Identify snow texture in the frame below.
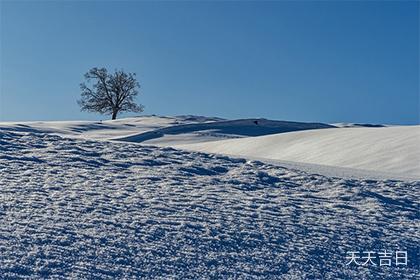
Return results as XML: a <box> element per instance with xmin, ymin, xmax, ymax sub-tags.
<box><xmin>0</xmin><ymin>128</ymin><xmax>419</xmax><ymax>279</ymax></box>
<box><xmin>176</xmin><ymin>126</ymin><xmax>420</xmax><ymax>179</ymax></box>
<box><xmin>117</xmin><ymin>118</ymin><xmax>333</xmax><ymax>145</ymax></box>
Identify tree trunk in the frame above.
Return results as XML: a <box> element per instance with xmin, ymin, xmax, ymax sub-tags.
<box><xmin>111</xmin><ymin>110</ymin><xmax>118</xmax><ymax>120</ymax></box>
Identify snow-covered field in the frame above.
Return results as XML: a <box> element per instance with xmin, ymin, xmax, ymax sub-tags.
<box><xmin>0</xmin><ymin>116</ymin><xmax>419</xmax><ymax>278</ymax></box>
<box><xmin>175</xmin><ymin>125</ymin><xmax>420</xmax><ymax>179</ymax></box>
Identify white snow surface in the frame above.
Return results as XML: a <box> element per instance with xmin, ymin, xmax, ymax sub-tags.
<box><xmin>176</xmin><ymin>126</ymin><xmax>420</xmax><ymax>179</ymax></box>
<box><xmin>0</xmin><ymin>115</ymin><xmax>225</xmax><ymax>141</ymax></box>
<box><xmin>1</xmin><ymin>115</ymin><xmax>418</xmax><ymax>180</ymax></box>
<box><xmin>0</xmin><ymin>116</ymin><xmax>419</xmax><ymax>278</ymax></box>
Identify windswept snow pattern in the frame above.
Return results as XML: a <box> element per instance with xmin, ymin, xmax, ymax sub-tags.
<box><xmin>177</xmin><ymin>125</ymin><xmax>420</xmax><ymax>178</ymax></box>
<box><xmin>0</xmin><ymin>130</ymin><xmax>419</xmax><ymax>279</ymax></box>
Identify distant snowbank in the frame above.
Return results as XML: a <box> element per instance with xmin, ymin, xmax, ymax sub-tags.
<box><xmin>2</xmin><ymin>116</ymin><xmax>416</xmax><ymax>178</ymax></box>
<box><xmin>0</xmin><ymin>116</ymin><xmax>333</xmax><ymax>145</ymax></box>
<box><xmin>0</xmin><ymin>115</ymin><xmax>224</xmax><ymax>140</ymax></box>
<box><xmin>117</xmin><ymin>118</ymin><xmax>334</xmax><ymax>145</ymax></box>
<box><xmin>176</xmin><ymin>126</ymin><xmax>420</xmax><ymax>178</ymax></box>
<box><xmin>332</xmin><ymin>122</ymin><xmax>387</xmax><ymax>128</ymax></box>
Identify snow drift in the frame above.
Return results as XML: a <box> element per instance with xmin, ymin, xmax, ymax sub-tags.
<box><xmin>116</xmin><ymin>118</ymin><xmax>334</xmax><ymax>145</ymax></box>
<box><xmin>176</xmin><ymin>125</ymin><xmax>420</xmax><ymax>178</ymax></box>
<box><xmin>0</xmin><ymin>115</ymin><xmax>224</xmax><ymax>140</ymax></box>
<box><xmin>2</xmin><ymin>116</ymin><xmax>417</xmax><ymax>178</ymax></box>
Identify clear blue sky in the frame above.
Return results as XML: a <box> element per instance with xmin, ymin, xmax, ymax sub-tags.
<box><xmin>1</xmin><ymin>0</ymin><xmax>418</xmax><ymax>124</ymax></box>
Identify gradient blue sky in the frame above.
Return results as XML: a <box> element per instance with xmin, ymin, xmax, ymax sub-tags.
<box><xmin>1</xmin><ymin>0</ymin><xmax>419</xmax><ymax>124</ymax></box>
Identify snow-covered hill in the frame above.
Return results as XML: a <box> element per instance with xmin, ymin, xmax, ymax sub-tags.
<box><xmin>0</xmin><ymin>129</ymin><xmax>418</xmax><ymax>279</ymax></box>
<box><xmin>1</xmin><ymin>116</ymin><xmax>419</xmax><ymax>278</ymax></box>
<box><xmin>2</xmin><ymin>116</ymin><xmax>418</xmax><ymax>179</ymax></box>
<box><xmin>176</xmin><ymin>125</ymin><xmax>420</xmax><ymax>179</ymax></box>
<box><xmin>117</xmin><ymin>118</ymin><xmax>334</xmax><ymax>146</ymax></box>
<box><xmin>0</xmin><ymin>115</ymin><xmax>224</xmax><ymax>140</ymax></box>
<box><xmin>0</xmin><ymin>115</ymin><xmax>331</xmax><ymax>143</ymax></box>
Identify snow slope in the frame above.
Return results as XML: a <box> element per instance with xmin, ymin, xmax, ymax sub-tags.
<box><xmin>332</xmin><ymin>122</ymin><xmax>386</xmax><ymax>128</ymax></box>
<box><xmin>117</xmin><ymin>118</ymin><xmax>334</xmax><ymax>145</ymax></box>
<box><xmin>1</xmin><ymin>116</ymin><xmax>417</xmax><ymax>179</ymax></box>
<box><xmin>0</xmin><ymin>116</ymin><xmax>332</xmax><ymax>145</ymax></box>
<box><xmin>176</xmin><ymin>126</ymin><xmax>420</xmax><ymax>178</ymax></box>
<box><xmin>0</xmin><ymin>115</ymin><xmax>224</xmax><ymax>141</ymax></box>
<box><xmin>0</xmin><ymin>129</ymin><xmax>418</xmax><ymax>278</ymax></box>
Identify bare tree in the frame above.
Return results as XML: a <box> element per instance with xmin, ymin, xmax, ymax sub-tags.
<box><xmin>78</xmin><ymin>67</ymin><xmax>144</xmax><ymax>120</ymax></box>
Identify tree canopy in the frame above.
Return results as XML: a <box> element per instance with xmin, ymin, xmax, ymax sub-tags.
<box><xmin>78</xmin><ymin>67</ymin><xmax>144</xmax><ymax>120</ymax></box>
